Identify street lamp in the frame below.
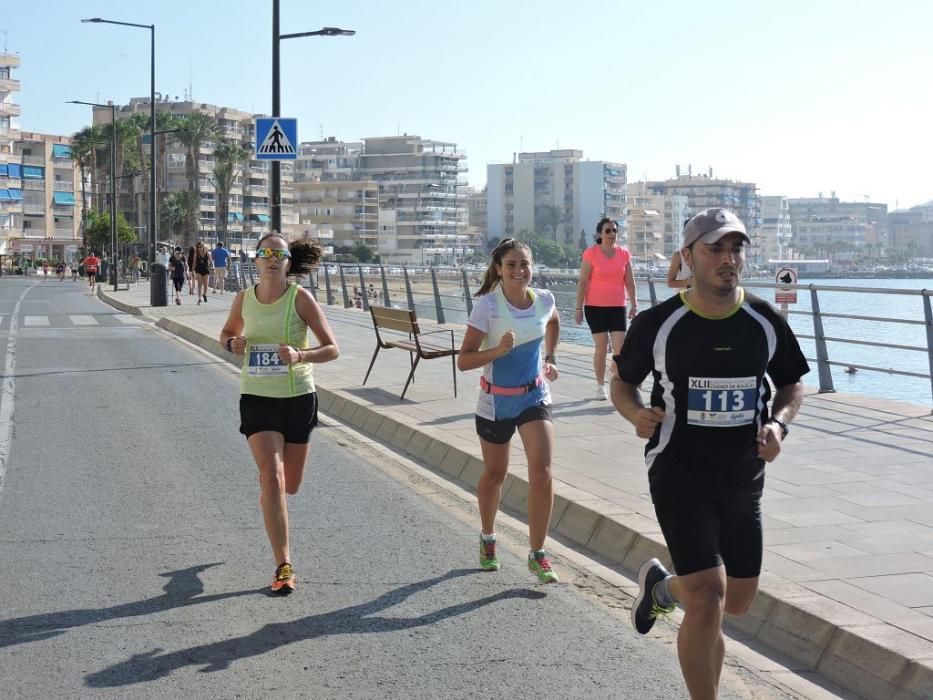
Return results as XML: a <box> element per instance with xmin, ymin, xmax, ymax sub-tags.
<box><xmin>81</xmin><ymin>17</ymin><xmax>161</xmax><ymax>304</ymax></box>
<box><xmin>68</xmin><ymin>100</ymin><xmax>117</xmax><ymax>292</ymax></box>
<box><xmin>272</xmin><ymin>0</ymin><xmax>354</xmax><ymax>234</ymax></box>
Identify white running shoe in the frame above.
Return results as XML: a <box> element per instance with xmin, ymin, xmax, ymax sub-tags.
<box><xmin>596</xmin><ymin>384</ymin><xmax>608</xmax><ymax>400</ymax></box>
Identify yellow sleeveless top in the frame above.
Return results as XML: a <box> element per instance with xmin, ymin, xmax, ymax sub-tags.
<box><xmin>239</xmin><ymin>283</ymin><xmax>315</xmax><ymax>397</ymax></box>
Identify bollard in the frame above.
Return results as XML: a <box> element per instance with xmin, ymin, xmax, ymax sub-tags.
<box><xmin>324</xmin><ymin>266</ymin><xmax>335</xmax><ymax>306</ymax></box>
<box><xmin>809</xmin><ymin>285</ymin><xmax>835</xmax><ymax>393</ymax></box>
<box><xmin>461</xmin><ymin>268</ymin><xmax>473</xmax><ymax>315</ymax></box>
<box><xmin>923</xmin><ymin>291</ymin><xmax>933</xmax><ymax>405</ymax></box>
<box><xmin>647</xmin><ymin>279</ymin><xmax>658</xmax><ymax>307</ymax></box>
<box><xmin>379</xmin><ymin>265</ymin><xmax>391</xmax><ymax>307</ymax></box>
<box><xmin>338</xmin><ymin>265</ymin><xmax>352</xmax><ymax>308</ymax></box>
<box><xmin>403</xmin><ymin>265</ymin><xmax>416</xmax><ymax>311</ymax></box>
<box><xmin>430</xmin><ymin>267</ymin><xmax>445</xmax><ymax>324</ymax></box>
<box><xmin>357</xmin><ymin>265</ymin><xmax>370</xmax><ymax>312</ymax></box>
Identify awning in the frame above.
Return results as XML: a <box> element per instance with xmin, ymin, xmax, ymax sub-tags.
<box><xmin>228</xmin><ymin>212</ymin><xmax>244</xmax><ymax>222</ymax></box>
<box><xmin>0</xmin><ymin>164</ymin><xmax>7</xmax><ymax>177</ymax></box>
<box><xmin>53</xmin><ymin>192</ymin><xmax>76</xmax><ymax>205</ymax></box>
<box><xmin>7</xmin><ymin>164</ymin><xmax>22</xmax><ymax>179</ymax></box>
<box><xmin>22</xmin><ymin>166</ymin><xmax>44</xmax><ymax>179</ymax></box>
<box><xmin>7</xmin><ymin>188</ymin><xmax>23</xmax><ymax>201</ymax></box>
<box><xmin>52</xmin><ymin>144</ymin><xmax>72</xmax><ymax>159</ymax></box>
<box><xmin>0</xmin><ymin>190</ymin><xmax>10</xmax><ymax>202</ymax></box>
<box><xmin>251</xmin><ymin>213</ymin><xmax>270</xmax><ymax>223</ymax></box>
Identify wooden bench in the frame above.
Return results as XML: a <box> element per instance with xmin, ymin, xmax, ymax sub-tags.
<box><xmin>362</xmin><ymin>305</ymin><xmax>459</xmax><ymax>400</ymax></box>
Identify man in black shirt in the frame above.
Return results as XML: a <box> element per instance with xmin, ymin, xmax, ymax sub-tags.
<box><xmin>611</xmin><ymin>208</ymin><xmax>809</xmax><ymax>700</ymax></box>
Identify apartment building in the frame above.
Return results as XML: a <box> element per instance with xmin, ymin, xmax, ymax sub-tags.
<box><xmin>92</xmin><ymin>98</ymin><xmax>297</xmax><ymax>250</ymax></box>
<box><xmin>624</xmin><ymin>182</ymin><xmax>688</xmax><ymax>261</ymax></box>
<box><xmin>0</xmin><ymin>51</ymin><xmax>22</xmax><ymax>260</ymax></box>
<box><xmin>487</xmin><ymin>150</ymin><xmax>626</xmax><ymax>245</ymax></box>
<box><xmin>645</xmin><ymin>168</ymin><xmax>761</xmax><ymax>260</ymax></box>
<box><xmin>760</xmin><ymin>195</ymin><xmax>793</xmax><ymax>261</ymax></box>
<box><xmin>359</xmin><ymin>135</ymin><xmax>471</xmax><ymax>265</ymax></box>
<box><xmin>466</xmin><ymin>187</ymin><xmax>488</xmax><ymax>243</ymax></box>
<box><xmin>293</xmin><ymin>138</ymin><xmax>376</xmax><ymax>250</ymax></box>
<box><xmin>0</xmin><ymin>54</ymin><xmax>84</xmax><ymax>266</ymax></box>
<box><xmin>883</xmin><ymin>207</ymin><xmax>932</xmax><ymax>257</ymax></box>
<box><xmin>788</xmin><ymin>194</ymin><xmax>888</xmax><ymax>253</ymax></box>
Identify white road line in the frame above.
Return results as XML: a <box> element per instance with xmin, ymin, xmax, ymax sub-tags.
<box><xmin>114</xmin><ymin>314</ymin><xmax>146</xmax><ymax>325</ymax></box>
<box><xmin>0</xmin><ymin>283</ymin><xmax>40</xmax><ymax>500</ymax></box>
<box><xmin>23</xmin><ymin>315</ymin><xmax>49</xmax><ymax>327</ymax></box>
<box><xmin>69</xmin><ymin>315</ymin><xmax>99</xmax><ymax>326</ymax></box>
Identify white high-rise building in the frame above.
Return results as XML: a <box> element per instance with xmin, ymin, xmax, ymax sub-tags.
<box><xmin>760</xmin><ymin>196</ymin><xmax>793</xmax><ymax>262</ymax></box>
<box><xmin>624</xmin><ymin>183</ymin><xmax>689</xmax><ymax>263</ymax></box>
<box><xmin>487</xmin><ymin>150</ymin><xmax>626</xmax><ymax>245</ymax></box>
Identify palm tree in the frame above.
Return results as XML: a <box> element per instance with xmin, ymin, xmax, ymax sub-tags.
<box><xmin>155</xmin><ymin>110</ymin><xmax>178</xmax><ymax>197</ymax></box>
<box><xmin>71</xmin><ymin>124</ymin><xmax>107</xmax><ymax>212</ymax></box>
<box><xmin>534</xmin><ymin>204</ymin><xmax>572</xmax><ymax>242</ymax></box>
<box><xmin>175</xmin><ymin>113</ymin><xmax>220</xmax><ymax>247</ymax></box>
<box><xmin>211</xmin><ymin>140</ymin><xmax>248</xmax><ymax>244</ymax></box>
<box><xmin>160</xmin><ymin>190</ymin><xmax>200</xmax><ymax>245</ymax></box>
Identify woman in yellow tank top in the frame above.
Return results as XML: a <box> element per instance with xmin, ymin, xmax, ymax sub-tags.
<box><xmin>220</xmin><ymin>233</ymin><xmax>339</xmax><ymax>594</ymax></box>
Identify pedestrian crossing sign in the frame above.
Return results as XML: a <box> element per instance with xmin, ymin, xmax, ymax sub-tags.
<box><xmin>255</xmin><ymin>117</ymin><xmax>297</xmax><ymax>160</ymax></box>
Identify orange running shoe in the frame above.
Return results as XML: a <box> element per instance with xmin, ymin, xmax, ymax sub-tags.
<box><xmin>271</xmin><ymin>562</ymin><xmax>296</xmax><ymax>595</ymax></box>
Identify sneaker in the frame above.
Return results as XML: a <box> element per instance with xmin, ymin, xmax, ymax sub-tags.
<box><xmin>631</xmin><ymin>558</ymin><xmax>675</xmax><ymax>634</ymax></box>
<box><xmin>528</xmin><ymin>550</ymin><xmax>559</xmax><ymax>583</ymax></box>
<box><xmin>203</xmin><ymin>294</ymin><xmax>208</xmax><ymax>303</ymax></box>
<box><xmin>271</xmin><ymin>562</ymin><xmax>296</xmax><ymax>595</ymax></box>
<box><xmin>596</xmin><ymin>384</ymin><xmax>608</xmax><ymax>400</ymax></box>
<box><xmin>479</xmin><ymin>537</ymin><xmax>500</xmax><ymax>571</ymax></box>
<box><xmin>175</xmin><ymin>298</ymin><xmax>181</xmax><ymax>305</ymax></box>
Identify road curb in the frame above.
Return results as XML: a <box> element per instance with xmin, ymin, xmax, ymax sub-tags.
<box><xmin>98</xmin><ymin>290</ymin><xmax>933</xmax><ymax>700</ymax></box>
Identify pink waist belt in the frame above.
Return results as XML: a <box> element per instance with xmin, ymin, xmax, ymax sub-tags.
<box><xmin>480</xmin><ymin>374</ymin><xmax>544</xmax><ymax>396</ymax></box>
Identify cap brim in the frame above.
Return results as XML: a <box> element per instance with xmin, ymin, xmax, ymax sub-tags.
<box><xmin>697</xmin><ymin>227</ymin><xmax>750</xmax><ymax>245</ymax></box>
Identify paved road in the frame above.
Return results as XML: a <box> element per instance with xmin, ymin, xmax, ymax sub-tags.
<box><xmin>0</xmin><ymin>279</ymin><xmax>832</xmax><ymax>698</ymax></box>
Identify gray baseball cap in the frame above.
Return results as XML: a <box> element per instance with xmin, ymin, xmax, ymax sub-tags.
<box><xmin>682</xmin><ymin>208</ymin><xmax>750</xmax><ymax>249</ymax></box>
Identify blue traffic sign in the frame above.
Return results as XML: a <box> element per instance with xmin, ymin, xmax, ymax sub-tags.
<box><xmin>255</xmin><ymin>117</ymin><xmax>297</xmax><ymax>160</ymax></box>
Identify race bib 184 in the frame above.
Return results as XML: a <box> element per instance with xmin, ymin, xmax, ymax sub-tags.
<box><xmin>687</xmin><ymin>376</ymin><xmax>757</xmax><ymax>426</ymax></box>
<box><xmin>247</xmin><ymin>343</ymin><xmax>288</xmax><ymax>376</ymax></box>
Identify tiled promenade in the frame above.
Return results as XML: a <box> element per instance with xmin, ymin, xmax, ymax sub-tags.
<box><xmin>100</xmin><ymin>284</ymin><xmax>933</xmax><ymax>700</ymax></box>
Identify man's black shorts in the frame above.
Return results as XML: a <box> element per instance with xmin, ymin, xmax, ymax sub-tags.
<box><xmin>239</xmin><ymin>392</ymin><xmax>319</xmax><ymax>444</ymax></box>
<box><xmin>653</xmin><ymin>496</ymin><xmax>762</xmax><ymax>578</ymax></box>
<box><xmin>583</xmin><ymin>305</ymin><xmax>628</xmax><ymax>334</ymax></box>
<box><xmin>475</xmin><ymin>403</ymin><xmax>552</xmax><ymax>445</ymax></box>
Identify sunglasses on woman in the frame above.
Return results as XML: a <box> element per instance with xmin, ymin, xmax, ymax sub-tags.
<box><xmin>256</xmin><ymin>248</ymin><xmax>291</xmax><ymax>260</ymax></box>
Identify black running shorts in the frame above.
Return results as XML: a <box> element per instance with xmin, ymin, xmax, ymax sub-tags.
<box><xmin>653</xmin><ymin>496</ymin><xmax>763</xmax><ymax>578</ymax></box>
<box><xmin>583</xmin><ymin>305</ymin><xmax>628</xmax><ymax>334</ymax></box>
<box><xmin>475</xmin><ymin>402</ymin><xmax>552</xmax><ymax>445</ymax></box>
<box><xmin>239</xmin><ymin>392</ymin><xmax>319</xmax><ymax>444</ymax></box>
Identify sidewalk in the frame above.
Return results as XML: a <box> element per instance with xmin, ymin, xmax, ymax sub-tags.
<box><xmin>101</xmin><ymin>284</ymin><xmax>933</xmax><ymax>700</ymax></box>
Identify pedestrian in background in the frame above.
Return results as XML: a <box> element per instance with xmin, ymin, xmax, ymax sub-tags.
<box><xmin>574</xmin><ymin>217</ymin><xmax>637</xmax><ymax>400</ymax></box>
<box><xmin>193</xmin><ymin>241</ymin><xmax>213</xmax><ymax>305</ymax></box>
<box><xmin>169</xmin><ymin>247</ymin><xmax>188</xmax><ymax>305</ymax></box>
<box><xmin>211</xmin><ymin>241</ymin><xmax>229</xmax><ymax>295</ymax></box>
<box><xmin>457</xmin><ymin>238</ymin><xmax>561</xmax><ymax>583</ymax></box>
<box><xmin>219</xmin><ymin>233</ymin><xmax>339</xmax><ymax>595</ymax></box>
<box><xmin>187</xmin><ymin>245</ymin><xmax>197</xmax><ymax>296</ymax></box>
<box><xmin>129</xmin><ymin>254</ymin><xmax>142</xmax><ymax>287</ymax></box>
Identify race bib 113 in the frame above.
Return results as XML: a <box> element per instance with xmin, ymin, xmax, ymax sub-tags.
<box><xmin>687</xmin><ymin>376</ymin><xmax>757</xmax><ymax>427</ymax></box>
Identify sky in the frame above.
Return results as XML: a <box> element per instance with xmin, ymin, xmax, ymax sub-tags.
<box><xmin>4</xmin><ymin>0</ymin><xmax>932</xmax><ymax>209</ymax></box>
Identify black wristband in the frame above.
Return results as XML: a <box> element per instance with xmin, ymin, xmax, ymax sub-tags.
<box><xmin>767</xmin><ymin>417</ymin><xmax>789</xmax><ymax>439</ymax></box>
<box><xmin>225</xmin><ymin>337</ymin><xmax>234</xmax><ymax>353</ymax></box>
<box><xmin>544</xmin><ymin>354</ymin><xmax>557</xmax><ymax>365</ymax></box>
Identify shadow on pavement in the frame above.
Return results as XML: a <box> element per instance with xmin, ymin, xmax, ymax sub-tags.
<box><xmin>0</xmin><ymin>563</ymin><xmax>257</xmax><ymax>650</ymax></box>
<box><xmin>84</xmin><ymin>568</ymin><xmax>546</xmax><ymax>687</ymax></box>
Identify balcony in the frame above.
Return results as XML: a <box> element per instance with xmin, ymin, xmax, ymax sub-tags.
<box><xmin>23</xmin><ymin>204</ymin><xmax>45</xmax><ymax>215</ymax></box>
<box><xmin>20</xmin><ymin>155</ymin><xmax>44</xmax><ymax>166</ymax></box>
<box><xmin>53</xmin><ymin>181</ymin><xmax>74</xmax><ymax>192</ymax></box>
<box><xmin>0</xmin><ymin>76</ymin><xmax>19</xmax><ymax>92</ymax></box>
<box><xmin>0</xmin><ymin>101</ymin><xmax>21</xmax><ymax>117</ymax></box>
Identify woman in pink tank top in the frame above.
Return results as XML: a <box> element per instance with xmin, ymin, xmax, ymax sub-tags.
<box><xmin>573</xmin><ymin>218</ymin><xmax>637</xmax><ymax>399</ymax></box>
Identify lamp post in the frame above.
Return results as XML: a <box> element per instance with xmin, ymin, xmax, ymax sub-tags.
<box><xmin>81</xmin><ymin>17</ymin><xmax>161</xmax><ymax>304</ymax></box>
<box><xmin>68</xmin><ymin>100</ymin><xmax>117</xmax><ymax>292</ymax></box>
<box><xmin>272</xmin><ymin>0</ymin><xmax>354</xmax><ymax>235</ymax></box>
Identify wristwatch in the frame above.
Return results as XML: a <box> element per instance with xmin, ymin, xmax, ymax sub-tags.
<box><xmin>766</xmin><ymin>417</ymin><xmax>788</xmax><ymax>440</ymax></box>
<box><xmin>544</xmin><ymin>354</ymin><xmax>557</xmax><ymax>365</ymax></box>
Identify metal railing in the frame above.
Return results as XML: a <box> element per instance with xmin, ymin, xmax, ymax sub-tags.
<box><xmin>300</xmin><ymin>263</ymin><xmax>933</xmax><ymax>404</ymax></box>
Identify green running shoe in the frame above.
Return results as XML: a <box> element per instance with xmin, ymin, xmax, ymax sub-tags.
<box><xmin>479</xmin><ymin>537</ymin><xmax>500</xmax><ymax>571</ymax></box>
<box><xmin>528</xmin><ymin>550</ymin><xmax>559</xmax><ymax>583</ymax></box>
